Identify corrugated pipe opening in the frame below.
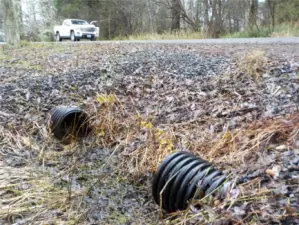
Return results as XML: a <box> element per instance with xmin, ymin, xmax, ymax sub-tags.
<box><xmin>152</xmin><ymin>151</ymin><xmax>232</xmax><ymax>213</ymax></box>
<box><xmin>50</xmin><ymin>106</ymin><xmax>90</xmax><ymax>143</ymax></box>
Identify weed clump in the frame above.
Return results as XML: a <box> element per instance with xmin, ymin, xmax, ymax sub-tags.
<box><xmin>235</xmin><ymin>50</ymin><xmax>267</xmax><ymax>81</ymax></box>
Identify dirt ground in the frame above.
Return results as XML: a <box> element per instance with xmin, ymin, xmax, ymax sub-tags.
<box><xmin>0</xmin><ymin>43</ymin><xmax>298</xmax><ymax>225</ymax></box>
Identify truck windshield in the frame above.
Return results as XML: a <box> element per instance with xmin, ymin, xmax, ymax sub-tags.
<box><xmin>71</xmin><ymin>20</ymin><xmax>88</xmax><ymax>25</ymax></box>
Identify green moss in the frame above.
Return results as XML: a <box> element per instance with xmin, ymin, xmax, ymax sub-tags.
<box><xmin>15</xmin><ymin>60</ymin><xmax>43</xmax><ymax>71</ymax></box>
<box><xmin>108</xmin><ymin>211</ymin><xmax>130</xmax><ymax>223</ymax></box>
<box><xmin>20</xmin><ymin>40</ymin><xmax>32</xmax><ymax>47</ymax></box>
<box><xmin>67</xmin><ymin>219</ymin><xmax>77</xmax><ymax>225</ymax></box>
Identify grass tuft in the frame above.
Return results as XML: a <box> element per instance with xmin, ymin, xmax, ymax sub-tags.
<box><xmin>235</xmin><ymin>50</ymin><xmax>267</xmax><ymax>81</ymax></box>
<box><xmin>90</xmin><ymin>94</ymin><xmax>175</xmax><ymax>174</ymax></box>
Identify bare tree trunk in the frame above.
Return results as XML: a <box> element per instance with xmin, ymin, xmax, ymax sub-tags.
<box><xmin>228</xmin><ymin>11</ymin><xmax>232</xmax><ymax>33</ymax></box>
<box><xmin>2</xmin><ymin>0</ymin><xmax>21</xmax><ymax>47</ymax></box>
<box><xmin>108</xmin><ymin>10</ymin><xmax>111</xmax><ymax>39</ymax></box>
<box><xmin>216</xmin><ymin>0</ymin><xmax>222</xmax><ymax>36</ymax></box>
<box><xmin>15</xmin><ymin>0</ymin><xmax>23</xmax><ymax>37</ymax></box>
<box><xmin>248</xmin><ymin>0</ymin><xmax>258</xmax><ymax>31</ymax></box>
<box><xmin>146</xmin><ymin>0</ymin><xmax>154</xmax><ymax>33</ymax></box>
<box><xmin>234</xmin><ymin>17</ymin><xmax>240</xmax><ymax>32</ymax></box>
<box><xmin>171</xmin><ymin>0</ymin><xmax>181</xmax><ymax>31</ymax></box>
<box><xmin>203</xmin><ymin>0</ymin><xmax>209</xmax><ymax>34</ymax></box>
<box><xmin>206</xmin><ymin>0</ymin><xmax>222</xmax><ymax>38</ymax></box>
<box><xmin>266</xmin><ymin>0</ymin><xmax>277</xmax><ymax>31</ymax></box>
<box><xmin>209</xmin><ymin>0</ymin><xmax>217</xmax><ymax>37</ymax></box>
<box><xmin>195</xmin><ymin>0</ymin><xmax>200</xmax><ymax>25</ymax></box>
<box><xmin>0</xmin><ymin>6</ymin><xmax>3</xmax><ymax>35</ymax></box>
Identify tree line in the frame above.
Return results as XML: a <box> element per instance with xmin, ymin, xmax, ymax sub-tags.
<box><xmin>1</xmin><ymin>0</ymin><xmax>299</xmax><ymax>46</ymax></box>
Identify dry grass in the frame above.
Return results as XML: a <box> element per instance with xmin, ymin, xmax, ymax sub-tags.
<box><xmin>162</xmin><ymin>112</ymin><xmax>299</xmax><ymax>167</ymax></box>
<box><xmin>88</xmin><ymin>94</ymin><xmax>175</xmax><ymax>174</ymax></box>
<box><xmin>270</xmin><ymin>23</ymin><xmax>299</xmax><ymax>37</ymax></box>
<box><xmin>166</xmin><ymin>180</ymin><xmax>275</xmax><ymax>224</ymax></box>
<box><xmin>89</xmin><ymin>96</ymin><xmax>299</xmax><ymax>224</ymax></box>
<box><xmin>204</xmin><ymin>113</ymin><xmax>297</xmax><ymax>160</ymax></box>
<box><xmin>1</xmin><ymin>92</ymin><xmax>298</xmax><ymax>224</ymax></box>
<box><xmin>0</xmin><ymin>93</ymin><xmax>168</xmax><ymax>223</ymax></box>
<box><xmin>88</xmin><ymin>92</ymin><xmax>299</xmax><ymax>176</ymax></box>
<box><xmin>114</xmin><ymin>31</ymin><xmax>205</xmax><ymax>41</ymax></box>
<box><xmin>0</xmin><ymin>164</ymin><xmax>85</xmax><ymax>224</ymax></box>
<box><xmin>235</xmin><ymin>50</ymin><xmax>268</xmax><ymax>81</ymax></box>
<box><xmin>0</xmin><ymin>126</ymin><xmax>88</xmax><ymax>224</ymax></box>
<box><xmin>222</xmin><ymin>23</ymin><xmax>299</xmax><ymax>38</ymax></box>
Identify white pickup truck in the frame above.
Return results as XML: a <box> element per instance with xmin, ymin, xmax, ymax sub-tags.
<box><xmin>54</xmin><ymin>19</ymin><xmax>99</xmax><ymax>41</ymax></box>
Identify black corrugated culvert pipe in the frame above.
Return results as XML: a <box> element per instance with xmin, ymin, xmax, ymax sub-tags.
<box><xmin>50</xmin><ymin>106</ymin><xmax>90</xmax><ymax>143</ymax></box>
<box><xmin>152</xmin><ymin>151</ymin><xmax>232</xmax><ymax>213</ymax></box>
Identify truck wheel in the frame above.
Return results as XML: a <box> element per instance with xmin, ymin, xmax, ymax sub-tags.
<box><xmin>56</xmin><ymin>33</ymin><xmax>62</xmax><ymax>42</ymax></box>
<box><xmin>91</xmin><ymin>36</ymin><xmax>96</xmax><ymax>41</ymax></box>
<box><xmin>71</xmin><ymin>31</ymin><xmax>76</xmax><ymax>41</ymax></box>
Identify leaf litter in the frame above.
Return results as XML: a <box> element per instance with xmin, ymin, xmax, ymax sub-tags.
<box><xmin>0</xmin><ymin>43</ymin><xmax>299</xmax><ymax>224</ymax></box>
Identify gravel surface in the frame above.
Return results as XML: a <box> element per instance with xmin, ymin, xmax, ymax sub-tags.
<box><xmin>2</xmin><ymin>37</ymin><xmax>299</xmax><ymax>45</ymax></box>
<box><xmin>0</xmin><ymin>43</ymin><xmax>298</xmax><ymax>224</ymax></box>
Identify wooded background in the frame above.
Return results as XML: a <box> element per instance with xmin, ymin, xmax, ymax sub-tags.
<box><xmin>1</xmin><ymin>0</ymin><xmax>299</xmax><ymax>42</ymax></box>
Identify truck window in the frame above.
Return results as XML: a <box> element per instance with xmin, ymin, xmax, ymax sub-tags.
<box><xmin>71</xmin><ymin>20</ymin><xmax>89</xmax><ymax>25</ymax></box>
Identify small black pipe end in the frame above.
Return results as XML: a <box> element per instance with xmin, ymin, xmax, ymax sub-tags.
<box><xmin>50</xmin><ymin>106</ymin><xmax>90</xmax><ymax>143</ymax></box>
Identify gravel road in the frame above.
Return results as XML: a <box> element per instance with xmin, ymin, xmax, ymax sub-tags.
<box><xmin>1</xmin><ymin>37</ymin><xmax>299</xmax><ymax>45</ymax></box>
